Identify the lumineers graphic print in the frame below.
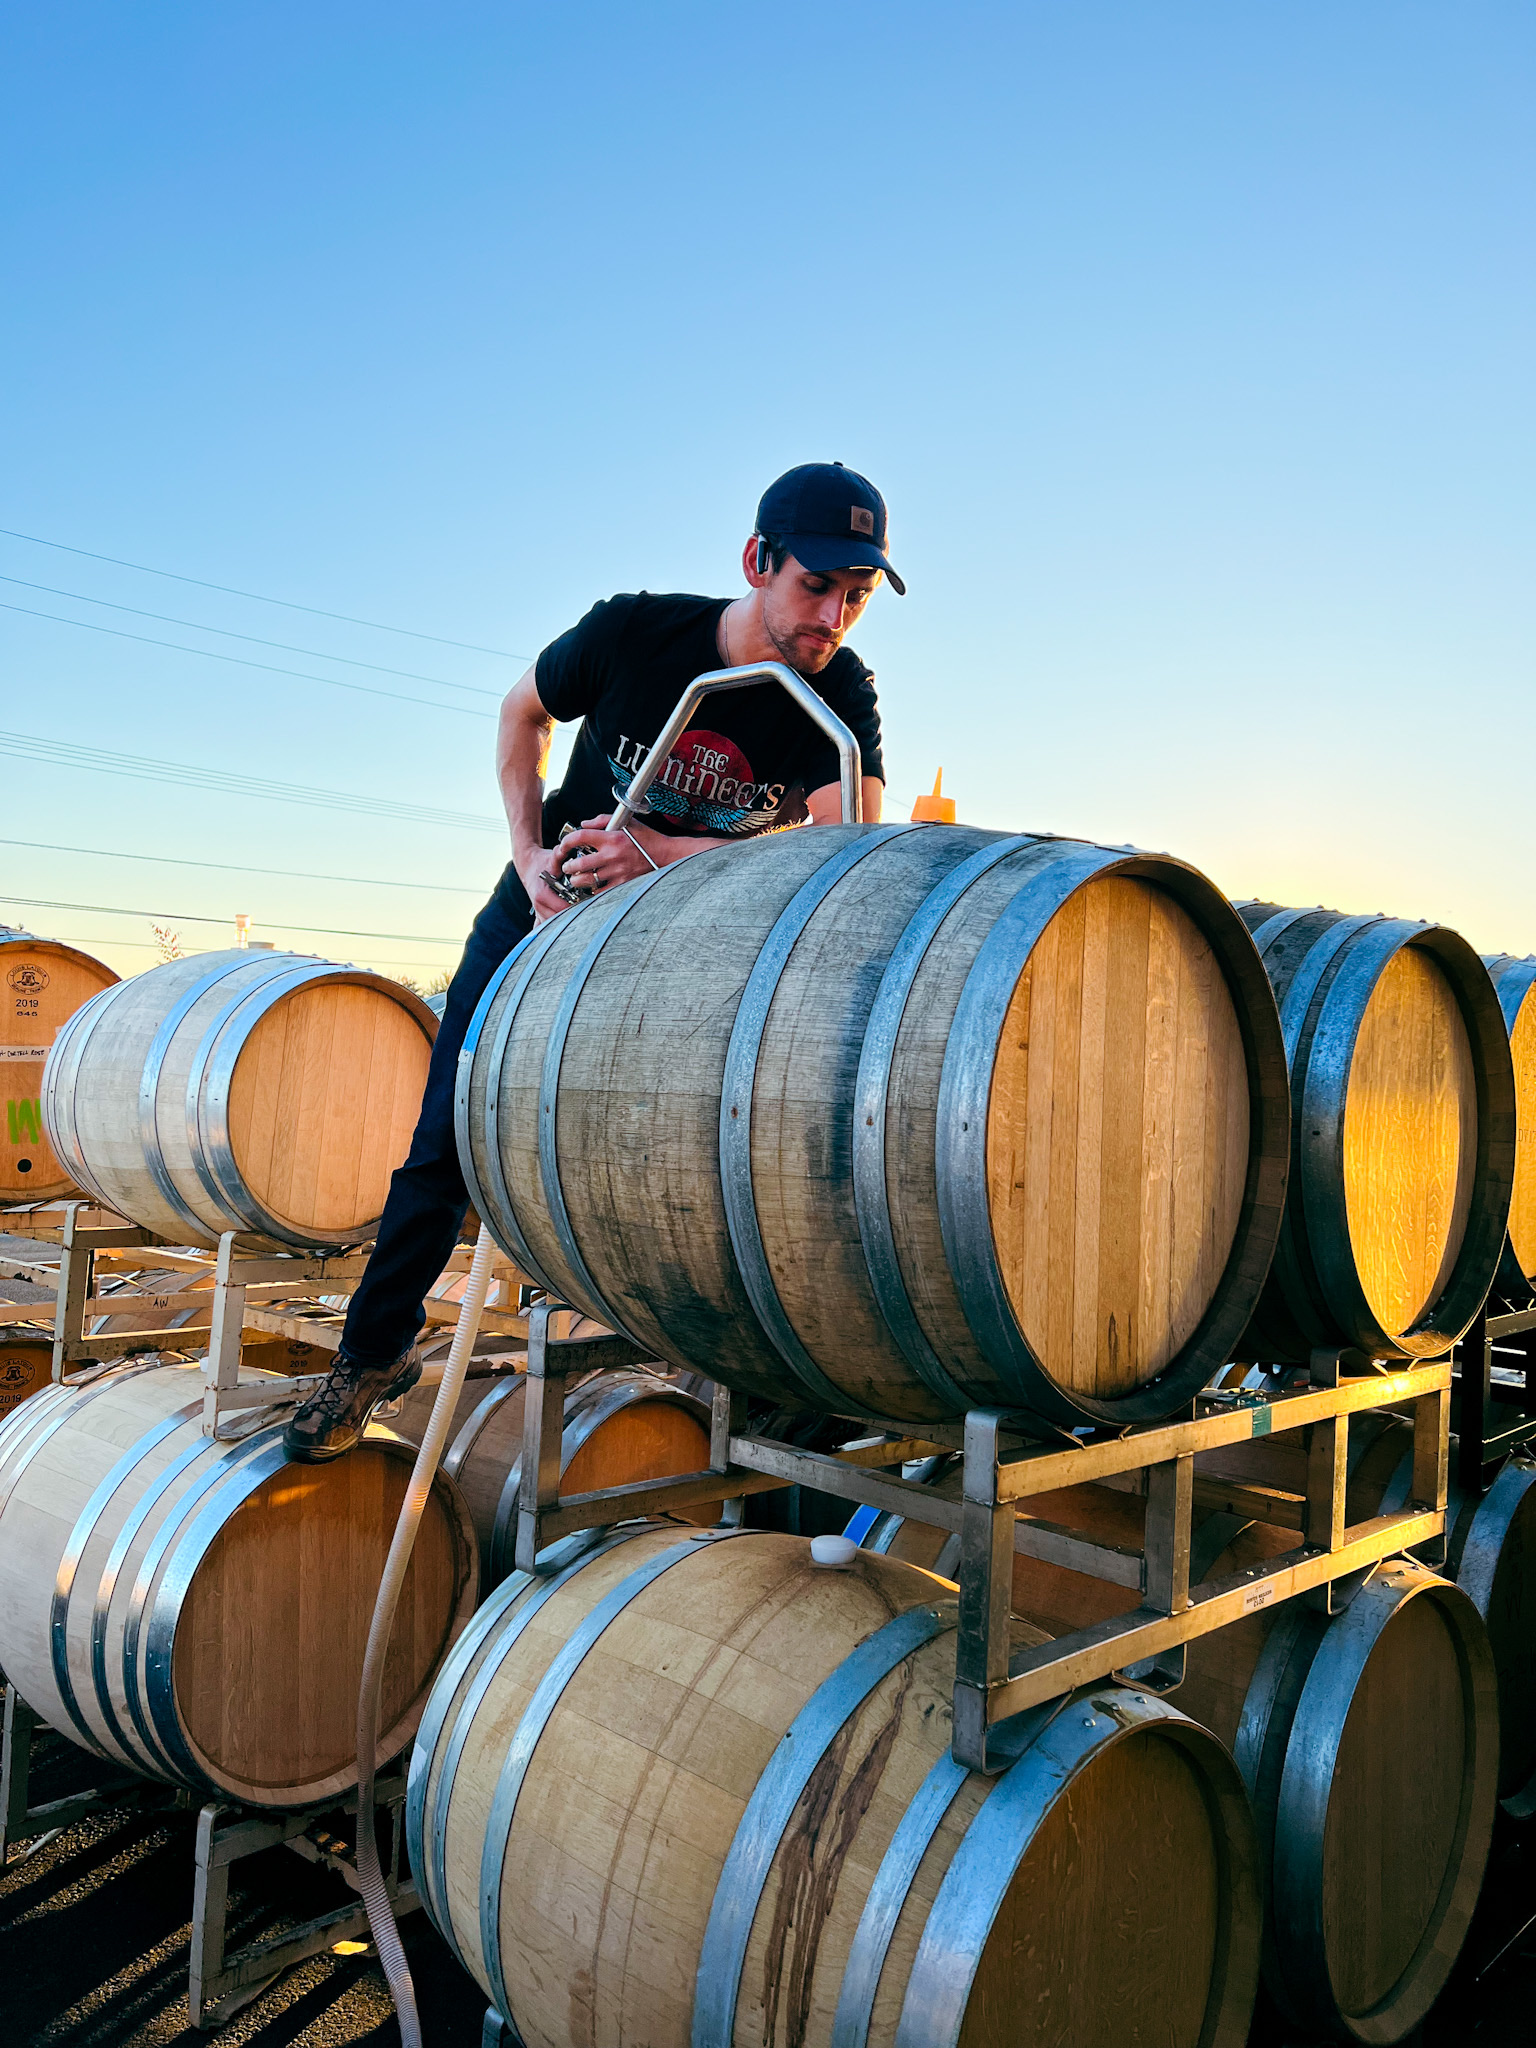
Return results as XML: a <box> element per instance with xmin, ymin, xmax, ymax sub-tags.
<box><xmin>607</xmin><ymin>728</ymin><xmax>793</xmax><ymax>836</ymax></box>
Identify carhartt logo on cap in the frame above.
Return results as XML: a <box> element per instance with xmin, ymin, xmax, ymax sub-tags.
<box><xmin>850</xmin><ymin>506</ymin><xmax>875</xmax><ymax>536</ymax></box>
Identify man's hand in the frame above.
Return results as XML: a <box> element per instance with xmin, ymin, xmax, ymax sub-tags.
<box><xmin>514</xmin><ymin>840</ymin><xmax>577</xmax><ymax>923</ymax></box>
<box><xmin>550</xmin><ymin>814</ymin><xmax>667</xmax><ymax>897</ymax></box>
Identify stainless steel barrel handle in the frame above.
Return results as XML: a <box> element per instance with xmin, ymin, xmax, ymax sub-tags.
<box><xmin>608</xmin><ymin>661</ymin><xmax>863</xmax><ymax>831</ymax></box>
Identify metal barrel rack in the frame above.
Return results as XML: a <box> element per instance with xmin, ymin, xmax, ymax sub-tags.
<box><xmin>0</xmin><ymin>1675</ymin><xmax>417</xmax><ymax>2029</ymax></box>
<box><xmin>511</xmin><ymin>1306</ymin><xmax>1450</xmax><ymax>1772</ymax></box>
<box><xmin>1</xmin><ymin>1199</ymin><xmax>530</xmax><ymax>1435</ymax></box>
<box><xmin>1454</xmin><ymin>1293</ymin><xmax>1536</xmax><ymax>1494</ymax></box>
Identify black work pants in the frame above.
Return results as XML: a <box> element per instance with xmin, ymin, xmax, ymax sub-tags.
<box><xmin>340</xmin><ymin>870</ymin><xmax>534</xmax><ymax>1367</ymax></box>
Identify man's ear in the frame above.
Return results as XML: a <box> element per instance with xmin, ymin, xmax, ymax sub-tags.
<box><xmin>742</xmin><ymin>534</ymin><xmax>771</xmax><ymax>589</ymax></box>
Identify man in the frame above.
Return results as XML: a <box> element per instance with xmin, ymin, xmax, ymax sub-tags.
<box><xmin>284</xmin><ymin>460</ymin><xmax>902</xmax><ymax>1460</ymax></box>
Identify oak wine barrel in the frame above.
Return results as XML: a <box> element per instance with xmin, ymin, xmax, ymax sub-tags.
<box><xmin>0</xmin><ymin>1331</ymin><xmax>52</xmax><ymax>1420</ymax></box>
<box><xmin>1234</xmin><ymin>903</ymin><xmax>1515</xmax><ymax>1360</ymax></box>
<box><xmin>43</xmin><ymin>948</ymin><xmax>437</xmax><ymax>1251</ymax></box>
<box><xmin>386</xmin><ymin>1365</ymin><xmax>717</xmax><ymax>1584</ymax></box>
<box><xmin>406</xmin><ymin>1524</ymin><xmax>1261</xmax><ymax>2048</ymax></box>
<box><xmin>855</xmin><ymin>1469</ymin><xmax>1496</xmax><ymax>2043</ymax></box>
<box><xmin>1484</xmin><ymin>954</ymin><xmax>1536</xmax><ymax>1300</ymax></box>
<box><xmin>1198</xmin><ymin>1412</ymin><xmax>1536</xmax><ymax>1814</ymax></box>
<box><xmin>0</xmin><ymin>1359</ymin><xmax>478</xmax><ymax>1806</ymax></box>
<box><xmin>458</xmin><ymin>824</ymin><xmax>1289</xmax><ymax>1431</ymax></box>
<box><xmin>1</xmin><ymin>928</ymin><xmax>119</xmax><ymax>1202</ymax></box>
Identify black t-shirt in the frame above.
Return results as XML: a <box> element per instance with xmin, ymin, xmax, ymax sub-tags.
<box><xmin>533</xmin><ymin>592</ymin><xmax>884</xmax><ymax>845</ymax></box>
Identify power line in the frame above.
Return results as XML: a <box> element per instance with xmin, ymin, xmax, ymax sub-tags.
<box><xmin>0</xmin><ymin>575</ymin><xmax>507</xmax><ymax>695</ymax></box>
<box><xmin>0</xmin><ymin>732</ymin><xmax>504</xmax><ymax>832</ymax></box>
<box><xmin>0</xmin><ymin>602</ymin><xmax>495</xmax><ymax>719</ymax></box>
<box><xmin>0</xmin><ymin>836</ymin><xmax>488</xmax><ymax>894</ymax></box>
<box><xmin>0</xmin><ymin>893</ymin><xmax>460</xmax><ymax>945</ymax></box>
<box><xmin>24</xmin><ymin>931</ymin><xmax>454</xmax><ymax>973</ymax></box>
<box><xmin>0</xmin><ymin>527</ymin><xmax>528</xmax><ymax>659</ymax></box>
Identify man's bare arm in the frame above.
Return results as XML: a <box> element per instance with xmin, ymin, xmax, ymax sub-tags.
<box><xmin>806</xmin><ymin>776</ymin><xmax>885</xmax><ymax>825</ymax></box>
<box><xmin>496</xmin><ymin>667</ymin><xmax>571</xmax><ymax>922</ymax></box>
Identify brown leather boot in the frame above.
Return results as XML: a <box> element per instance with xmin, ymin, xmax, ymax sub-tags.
<box><xmin>282</xmin><ymin>1352</ymin><xmax>421</xmax><ymax>1463</ymax></box>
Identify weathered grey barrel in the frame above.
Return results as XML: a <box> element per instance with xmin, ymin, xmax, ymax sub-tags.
<box><xmin>386</xmin><ymin>1365</ymin><xmax>716</xmax><ymax>1585</ymax></box>
<box><xmin>2</xmin><ymin>928</ymin><xmax>119</xmax><ymax>1202</ymax></box>
<box><xmin>406</xmin><ymin>1524</ymin><xmax>1261</xmax><ymax>2048</ymax></box>
<box><xmin>1484</xmin><ymin>954</ymin><xmax>1536</xmax><ymax>1300</ymax></box>
<box><xmin>0</xmin><ymin>1360</ymin><xmax>478</xmax><ymax>1807</ymax></box>
<box><xmin>44</xmin><ymin>948</ymin><xmax>437</xmax><ymax>1251</ymax></box>
<box><xmin>854</xmin><ymin>1474</ymin><xmax>1497</xmax><ymax>2044</ymax></box>
<box><xmin>458</xmin><ymin>824</ymin><xmax>1289</xmax><ymax>1430</ymax></box>
<box><xmin>1233</xmin><ymin>903</ymin><xmax>1515</xmax><ymax>1361</ymax></box>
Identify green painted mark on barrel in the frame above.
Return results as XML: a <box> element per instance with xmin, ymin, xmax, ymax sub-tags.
<box><xmin>7</xmin><ymin>1099</ymin><xmax>41</xmax><ymax>1146</ymax></box>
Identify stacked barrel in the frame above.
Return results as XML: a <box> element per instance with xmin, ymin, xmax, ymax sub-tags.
<box><xmin>5</xmin><ymin>842</ymin><xmax>1533</xmax><ymax>2046</ymax></box>
<box><xmin>2</xmin><ymin>928</ymin><xmax>118</xmax><ymax>1202</ymax></box>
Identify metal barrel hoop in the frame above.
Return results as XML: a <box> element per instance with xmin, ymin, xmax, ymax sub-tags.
<box><xmin>452</xmin><ymin>927</ymin><xmax>543</xmax><ymax>1275</ymax></box>
<box><xmin>1484</xmin><ymin>954</ymin><xmax>1536</xmax><ymax>1299</ymax></box>
<box><xmin>41</xmin><ymin>981</ymin><xmax>123</xmax><ymax>1206</ymax></box>
<box><xmin>442</xmin><ymin>1375</ymin><xmax>521</xmax><ymax>1487</ymax></box>
<box><xmin>1254</xmin><ymin>912</ymin><xmax>1379</xmax><ymax>1355</ymax></box>
<box><xmin>89</xmin><ymin>1429</ymin><xmax>239</xmax><ymax>1771</ymax></box>
<box><xmin>937</xmin><ymin>844</ymin><xmax>1157</xmax><ymax>1426</ymax></box>
<box><xmin>1267</xmin><ymin>1564</ymin><xmax>1498</xmax><ymax>2039</ymax></box>
<box><xmin>412</xmin><ymin>1526</ymin><xmax>652</xmax><ymax>1959</ymax></box>
<box><xmin>892</xmin><ymin>1685</ymin><xmax>1260</xmax><ymax>2048</ymax></box>
<box><xmin>117</xmin><ymin>1425</ymin><xmax>284</xmax><ymax>1781</ymax></box>
<box><xmin>537</xmin><ymin>865</ymin><xmax>678</xmax><ymax>1332</ymax></box>
<box><xmin>851</xmin><ymin>835</ymin><xmax>1042</xmax><ymax>1412</ymax></box>
<box><xmin>1300</xmin><ymin>922</ymin><xmax>1515</xmax><ymax>1357</ymax></box>
<box><xmin>138</xmin><ymin>955</ymin><xmax>287</xmax><ymax>1243</ymax></box>
<box><xmin>47</xmin><ymin>1399</ymin><xmax>204</xmax><ymax>1759</ymax></box>
<box><xmin>692</xmin><ymin>1597</ymin><xmax>955</xmax><ymax>2048</ymax></box>
<box><xmin>461</xmin><ymin>914</ymin><xmax>580</xmax><ymax>1298</ymax></box>
<box><xmin>192</xmin><ymin>963</ymin><xmax>403</xmax><ymax>1249</ymax></box>
<box><xmin>484</xmin><ymin>1533</ymin><xmax>751</xmax><ymax>2029</ymax></box>
<box><xmin>718</xmin><ymin>825</ymin><xmax>922</xmax><ymax>1417</ymax></box>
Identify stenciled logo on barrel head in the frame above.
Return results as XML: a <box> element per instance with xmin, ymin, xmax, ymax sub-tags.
<box><xmin>6</xmin><ymin>962</ymin><xmax>49</xmax><ymax>994</ymax></box>
<box><xmin>0</xmin><ymin>1362</ymin><xmax>30</xmax><ymax>1391</ymax></box>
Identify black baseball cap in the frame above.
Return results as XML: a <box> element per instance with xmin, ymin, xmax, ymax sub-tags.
<box><xmin>755</xmin><ymin>461</ymin><xmax>906</xmax><ymax>595</ymax></box>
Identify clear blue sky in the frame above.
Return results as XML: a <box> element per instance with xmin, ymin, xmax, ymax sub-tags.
<box><xmin>5</xmin><ymin>3</ymin><xmax>1532</xmax><ymax>984</ymax></box>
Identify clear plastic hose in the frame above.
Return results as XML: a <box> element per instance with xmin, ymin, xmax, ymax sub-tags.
<box><xmin>354</xmin><ymin>1223</ymin><xmax>497</xmax><ymax>2048</ymax></box>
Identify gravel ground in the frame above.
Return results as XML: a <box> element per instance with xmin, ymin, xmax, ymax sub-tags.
<box><xmin>2</xmin><ymin>1730</ymin><xmax>1533</xmax><ymax>2048</ymax></box>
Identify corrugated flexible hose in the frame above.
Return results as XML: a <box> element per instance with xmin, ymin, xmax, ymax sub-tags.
<box><xmin>354</xmin><ymin>1222</ymin><xmax>498</xmax><ymax>2048</ymax></box>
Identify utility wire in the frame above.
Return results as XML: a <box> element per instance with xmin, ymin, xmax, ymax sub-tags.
<box><xmin>0</xmin><ymin>733</ymin><xmax>504</xmax><ymax>832</ymax></box>
<box><xmin>25</xmin><ymin>931</ymin><xmax>454</xmax><ymax>972</ymax></box>
<box><xmin>0</xmin><ymin>602</ymin><xmax>495</xmax><ymax>719</ymax></box>
<box><xmin>0</xmin><ymin>576</ymin><xmax>506</xmax><ymax>694</ymax></box>
<box><xmin>0</xmin><ymin>893</ymin><xmax>459</xmax><ymax>945</ymax></box>
<box><xmin>0</xmin><ymin>836</ymin><xmax>488</xmax><ymax>894</ymax></box>
<box><xmin>0</xmin><ymin>527</ymin><xmax>528</xmax><ymax>659</ymax></box>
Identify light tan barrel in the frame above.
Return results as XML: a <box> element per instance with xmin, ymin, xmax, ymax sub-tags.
<box><xmin>1484</xmin><ymin>954</ymin><xmax>1536</xmax><ymax>1299</ymax></box>
<box><xmin>1234</xmin><ymin>904</ymin><xmax>1515</xmax><ymax>1360</ymax></box>
<box><xmin>406</xmin><ymin>1525</ymin><xmax>1261</xmax><ymax>2048</ymax></box>
<box><xmin>0</xmin><ymin>1331</ymin><xmax>52</xmax><ymax>1420</ymax></box>
<box><xmin>387</xmin><ymin>1366</ymin><xmax>717</xmax><ymax>1585</ymax></box>
<box><xmin>858</xmin><ymin>1471</ymin><xmax>1497</xmax><ymax>2043</ymax></box>
<box><xmin>43</xmin><ymin>948</ymin><xmax>436</xmax><ymax>1251</ymax></box>
<box><xmin>459</xmin><ymin>823</ymin><xmax>1289</xmax><ymax>1431</ymax></box>
<box><xmin>2</xmin><ymin>929</ymin><xmax>119</xmax><ymax>1202</ymax></box>
<box><xmin>0</xmin><ymin>1360</ymin><xmax>477</xmax><ymax>1806</ymax></box>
